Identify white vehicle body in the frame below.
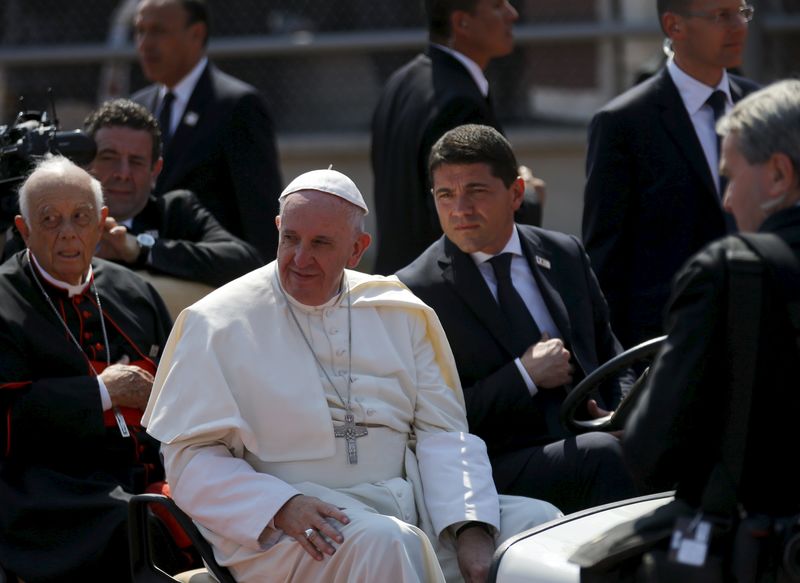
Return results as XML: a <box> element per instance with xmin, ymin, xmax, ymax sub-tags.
<box><xmin>491</xmin><ymin>492</ymin><xmax>674</xmax><ymax>583</ymax></box>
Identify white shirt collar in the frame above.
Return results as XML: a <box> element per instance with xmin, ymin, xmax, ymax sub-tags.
<box><xmin>470</xmin><ymin>226</ymin><xmax>522</xmax><ymax>266</ymax></box>
<box><xmin>431</xmin><ymin>43</ymin><xmax>490</xmax><ymax>97</ymax></box>
<box><xmin>158</xmin><ymin>56</ymin><xmax>208</xmax><ymax>103</ymax></box>
<box><xmin>28</xmin><ymin>249</ymin><xmax>93</xmax><ymax>297</ymax></box>
<box><xmin>276</xmin><ymin>269</ymin><xmax>347</xmax><ymax>312</ymax></box>
<box><xmin>667</xmin><ymin>57</ymin><xmax>732</xmax><ymax>115</ymax></box>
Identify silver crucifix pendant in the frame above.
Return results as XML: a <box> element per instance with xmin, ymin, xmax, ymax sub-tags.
<box><xmin>334</xmin><ymin>412</ymin><xmax>368</xmax><ymax>464</ymax></box>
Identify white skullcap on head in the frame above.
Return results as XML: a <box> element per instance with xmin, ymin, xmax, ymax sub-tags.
<box><xmin>279</xmin><ymin>168</ymin><xmax>369</xmax><ymax>215</ymax></box>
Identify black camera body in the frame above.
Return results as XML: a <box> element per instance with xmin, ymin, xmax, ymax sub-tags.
<box><xmin>0</xmin><ymin>109</ymin><xmax>96</xmax><ymax>231</ymax></box>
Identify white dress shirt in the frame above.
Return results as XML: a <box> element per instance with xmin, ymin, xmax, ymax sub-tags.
<box><xmin>470</xmin><ymin>227</ymin><xmax>560</xmax><ymax>396</ymax></box>
<box><xmin>157</xmin><ymin>56</ymin><xmax>208</xmax><ymax>137</ymax></box>
<box><xmin>667</xmin><ymin>58</ymin><xmax>732</xmax><ymax>194</ymax></box>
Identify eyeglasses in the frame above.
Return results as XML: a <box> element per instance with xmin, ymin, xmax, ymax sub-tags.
<box><xmin>680</xmin><ymin>4</ymin><xmax>755</xmax><ymax>26</ymax></box>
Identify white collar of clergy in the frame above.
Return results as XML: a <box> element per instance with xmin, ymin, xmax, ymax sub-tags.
<box><xmin>278</xmin><ymin>273</ymin><xmax>348</xmax><ymax>314</ymax></box>
<box><xmin>28</xmin><ymin>249</ymin><xmax>93</xmax><ymax>298</ymax></box>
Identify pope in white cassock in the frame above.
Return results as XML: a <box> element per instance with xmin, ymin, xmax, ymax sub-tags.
<box><xmin>142</xmin><ymin>168</ymin><xmax>561</xmax><ymax>582</ymax></box>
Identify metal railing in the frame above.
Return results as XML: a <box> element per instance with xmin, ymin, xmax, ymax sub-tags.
<box><xmin>1</xmin><ymin>11</ymin><xmax>797</xmax><ymax>129</ymax></box>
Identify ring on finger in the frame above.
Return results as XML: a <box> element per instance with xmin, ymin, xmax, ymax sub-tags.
<box><xmin>304</xmin><ymin>527</ymin><xmax>315</xmax><ymax>540</ymax></box>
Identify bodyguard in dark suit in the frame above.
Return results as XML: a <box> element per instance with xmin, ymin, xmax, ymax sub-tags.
<box><xmin>582</xmin><ymin>0</ymin><xmax>759</xmax><ymax>348</ymax></box>
<box><xmin>625</xmin><ymin>80</ymin><xmax>800</xmax><ymax>517</ymax></box>
<box><xmin>84</xmin><ymin>99</ymin><xmax>262</xmax><ymax>287</ymax></box>
<box><xmin>132</xmin><ymin>0</ymin><xmax>282</xmax><ymax>261</ymax></box>
<box><xmin>398</xmin><ymin>125</ymin><xmax>636</xmax><ymax>514</ymax></box>
<box><xmin>371</xmin><ymin>0</ymin><xmax>542</xmax><ymax>275</ymax></box>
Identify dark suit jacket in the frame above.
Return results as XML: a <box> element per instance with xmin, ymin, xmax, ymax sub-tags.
<box><xmin>582</xmin><ymin>68</ymin><xmax>760</xmax><ymax>348</ymax></box>
<box><xmin>397</xmin><ymin>225</ymin><xmax>631</xmax><ymax>486</ymax></box>
<box><xmin>130</xmin><ymin>190</ymin><xmax>262</xmax><ymax>287</ymax></box>
<box><xmin>625</xmin><ymin>207</ymin><xmax>800</xmax><ymax>516</ymax></box>
<box><xmin>371</xmin><ymin>46</ymin><xmax>539</xmax><ymax>275</ymax></box>
<box><xmin>132</xmin><ymin>63</ymin><xmax>282</xmax><ymax>261</ymax></box>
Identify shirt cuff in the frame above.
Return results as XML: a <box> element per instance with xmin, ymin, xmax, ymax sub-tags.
<box><xmin>97</xmin><ymin>376</ymin><xmax>112</xmax><ymax>411</ymax></box>
<box><xmin>514</xmin><ymin>358</ymin><xmax>538</xmax><ymax>396</ymax></box>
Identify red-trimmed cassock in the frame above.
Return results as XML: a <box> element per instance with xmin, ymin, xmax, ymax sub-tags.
<box><xmin>0</xmin><ymin>250</ymin><xmax>172</xmax><ymax>581</ymax></box>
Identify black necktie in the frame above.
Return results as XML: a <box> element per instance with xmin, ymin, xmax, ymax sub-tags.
<box><xmin>488</xmin><ymin>253</ymin><xmax>541</xmax><ymax>355</ymax></box>
<box><xmin>707</xmin><ymin>90</ymin><xmax>728</xmax><ymax>197</ymax></box>
<box><xmin>158</xmin><ymin>91</ymin><xmax>176</xmax><ymax>150</ymax></box>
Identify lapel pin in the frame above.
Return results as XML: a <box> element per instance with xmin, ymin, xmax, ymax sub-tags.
<box><xmin>183</xmin><ymin>111</ymin><xmax>199</xmax><ymax>126</ymax></box>
<box><xmin>535</xmin><ymin>256</ymin><xmax>551</xmax><ymax>270</ymax></box>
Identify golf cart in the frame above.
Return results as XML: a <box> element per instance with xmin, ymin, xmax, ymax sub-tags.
<box><xmin>126</xmin><ymin>336</ymin><xmax>667</xmax><ymax>583</ymax></box>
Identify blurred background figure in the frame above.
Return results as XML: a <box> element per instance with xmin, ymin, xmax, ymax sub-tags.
<box><xmin>84</xmin><ymin>98</ymin><xmax>263</xmax><ymax>287</ymax></box>
<box><xmin>131</xmin><ymin>0</ymin><xmax>282</xmax><ymax>261</ymax></box>
<box><xmin>1</xmin><ymin>1</ymin><xmax>798</xmax><ymax>275</ymax></box>
<box><xmin>581</xmin><ymin>0</ymin><xmax>759</xmax><ymax>348</ymax></box>
<box><xmin>371</xmin><ymin>0</ymin><xmax>545</xmax><ymax>275</ymax></box>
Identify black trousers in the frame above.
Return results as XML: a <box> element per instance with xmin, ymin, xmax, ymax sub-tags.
<box><xmin>493</xmin><ymin>432</ymin><xmax>638</xmax><ymax>515</ymax></box>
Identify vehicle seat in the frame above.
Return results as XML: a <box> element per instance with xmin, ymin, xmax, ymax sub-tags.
<box><xmin>129</xmin><ymin>493</ymin><xmax>236</xmax><ymax>583</ymax></box>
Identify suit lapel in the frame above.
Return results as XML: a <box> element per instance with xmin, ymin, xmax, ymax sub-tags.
<box><xmin>518</xmin><ymin>231</ymin><xmax>572</xmax><ymax>346</ymax></box>
<box><xmin>729</xmin><ymin>77</ymin><xmax>746</xmax><ymax>103</ymax></box>
<box><xmin>429</xmin><ymin>46</ymin><xmax>502</xmax><ymax>133</ymax></box>
<box><xmin>656</xmin><ymin>69</ymin><xmax>718</xmax><ymax>198</ymax></box>
<box><xmin>440</xmin><ymin>238</ymin><xmax>519</xmax><ymax>356</ymax></box>
<box><xmin>143</xmin><ymin>87</ymin><xmax>160</xmax><ymax>112</ymax></box>
<box><xmin>130</xmin><ymin>196</ymin><xmax>161</xmax><ymax>236</ymax></box>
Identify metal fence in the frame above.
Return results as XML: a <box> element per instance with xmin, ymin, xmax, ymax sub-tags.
<box><xmin>1</xmin><ymin>0</ymin><xmax>799</xmax><ymax>134</ymax></box>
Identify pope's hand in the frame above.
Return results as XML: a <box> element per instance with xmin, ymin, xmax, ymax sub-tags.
<box><xmin>100</xmin><ymin>363</ymin><xmax>154</xmax><ymax>411</ymax></box>
<box><xmin>274</xmin><ymin>494</ymin><xmax>350</xmax><ymax>561</ymax></box>
<box><xmin>456</xmin><ymin>525</ymin><xmax>495</xmax><ymax>583</ymax></box>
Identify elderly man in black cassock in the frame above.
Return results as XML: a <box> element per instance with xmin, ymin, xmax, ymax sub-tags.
<box><xmin>0</xmin><ymin>156</ymin><xmax>173</xmax><ymax>581</ymax></box>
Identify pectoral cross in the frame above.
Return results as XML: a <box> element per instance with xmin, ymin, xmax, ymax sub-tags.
<box><xmin>334</xmin><ymin>412</ymin><xmax>368</xmax><ymax>464</ymax></box>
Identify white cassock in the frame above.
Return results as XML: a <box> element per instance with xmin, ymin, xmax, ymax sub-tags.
<box><xmin>143</xmin><ymin>262</ymin><xmax>560</xmax><ymax>582</ymax></box>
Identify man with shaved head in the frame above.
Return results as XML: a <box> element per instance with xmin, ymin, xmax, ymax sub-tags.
<box><xmin>0</xmin><ymin>157</ymin><xmax>173</xmax><ymax>581</ymax></box>
<box><xmin>144</xmin><ymin>168</ymin><xmax>560</xmax><ymax>582</ymax></box>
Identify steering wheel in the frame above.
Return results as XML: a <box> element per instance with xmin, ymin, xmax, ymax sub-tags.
<box><xmin>559</xmin><ymin>336</ymin><xmax>667</xmax><ymax>434</ymax></box>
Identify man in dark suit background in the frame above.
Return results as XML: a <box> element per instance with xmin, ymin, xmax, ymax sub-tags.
<box><xmin>398</xmin><ymin>124</ymin><xmax>636</xmax><ymax>514</ymax></box>
<box><xmin>371</xmin><ymin>0</ymin><xmax>543</xmax><ymax>275</ymax></box>
<box><xmin>85</xmin><ymin>99</ymin><xmax>263</xmax><ymax>287</ymax></box>
<box><xmin>132</xmin><ymin>0</ymin><xmax>282</xmax><ymax>261</ymax></box>
<box><xmin>582</xmin><ymin>0</ymin><xmax>760</xmax><ymax>348</ymax></box>
<box><xmin>1</xmin><ymin>99</ymin><xmax>264</xmax><ymax>290</ymax></box>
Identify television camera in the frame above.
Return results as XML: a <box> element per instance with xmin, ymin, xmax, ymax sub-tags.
<box><xmin>0</xmin><ymin>105</ymin><xmax>96</xmax><ymax>232</ymax></box>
